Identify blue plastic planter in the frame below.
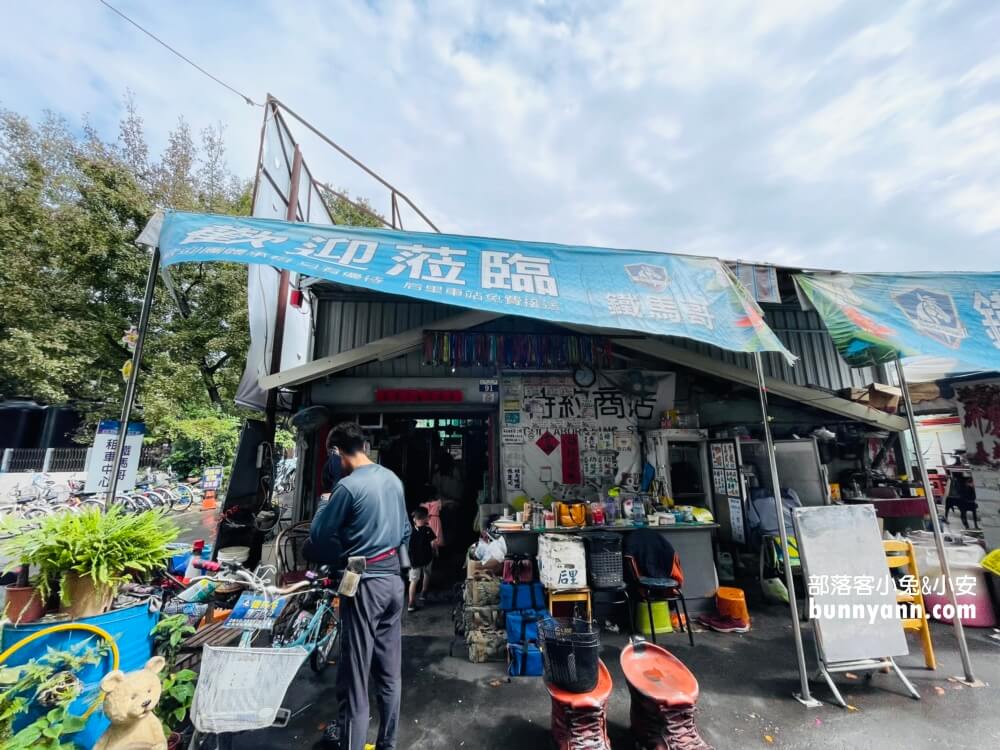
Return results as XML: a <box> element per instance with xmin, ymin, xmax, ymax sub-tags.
<box><xmin>1</xmin><ymin>601</ymin><xmax>160</xmax><ymax>749</ymax></box>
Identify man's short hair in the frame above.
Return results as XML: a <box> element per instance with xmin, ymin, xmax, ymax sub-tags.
<box><xmin>327</xmin><ymin>422</ymin><xmax>366</xmax><ymax>456</ymax></box>
<box><xmin>412</xmin><ymin>507</ymin><xmax>429</xmax><ymax>521</ymax></box>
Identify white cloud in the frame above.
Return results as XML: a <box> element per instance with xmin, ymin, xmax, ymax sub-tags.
<box><xmin>1</xmin><ymin>0</ymin><xmax>999</xmax><ymax>271</ymax></box>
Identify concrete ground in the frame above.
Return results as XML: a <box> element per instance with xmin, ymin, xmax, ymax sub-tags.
<box><xmin>228</xmin><ymin>590</ymin><xmax>999</xmax><ymax>750</ymax></box>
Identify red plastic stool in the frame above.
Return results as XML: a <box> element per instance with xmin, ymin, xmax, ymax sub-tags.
<box><xmin>545</xmin><ymin>659</ymin><xmax>613</xmax><ymax>750</ymax></box>
<box><xmin>620</xmin><ymin>641</ymin><xmax>713</xmax><ymax>750</ymax></box>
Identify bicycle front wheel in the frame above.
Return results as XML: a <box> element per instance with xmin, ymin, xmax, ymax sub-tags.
<box><xmin>309</xmin><ymin>606</ymin><xmax>340</xmax><ymax>674</ymax></box>
<box><xmin>172</xmin><ymin>484</ymin><xmax>195</xmax><ymax>511</ymax></box>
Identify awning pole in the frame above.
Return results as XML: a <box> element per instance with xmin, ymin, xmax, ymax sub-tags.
<box><xmin>753</xmin><ymin>352</ymin><xmax>820</xmax><ymax>707</ymax></box>
<box><xmin>894</xmin><ymin>358</ymin><xmax>978</xmax><ymax>684</ymax></box>
<box><xmin>106</xmin><ymin>244</ymin><xmax>160</xmax><ymax>505</ymax></box>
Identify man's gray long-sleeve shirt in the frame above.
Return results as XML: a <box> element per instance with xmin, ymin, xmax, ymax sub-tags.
<box><xmin>309</xmin><ymin>463</ymin><xmax>411</xmax><ymax>577</ymax></box>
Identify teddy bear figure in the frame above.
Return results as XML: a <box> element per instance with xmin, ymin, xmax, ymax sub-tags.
<box><xmin>93</xmin><ymin>655</ymin><xmax>168</xmax><ymax>750</ymax></box>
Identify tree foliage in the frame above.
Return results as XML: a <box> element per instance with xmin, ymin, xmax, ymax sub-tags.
<box><xmin>0</xmin><ymin>94</ymin><xmax>250</xmax><ymax>440</ymax></box>
<box><xmin>0</xmin><ymin>95</ymin><xmax>387</xmax><ymax>457</ymax></box>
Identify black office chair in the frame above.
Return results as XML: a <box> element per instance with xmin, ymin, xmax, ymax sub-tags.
<box><xmin>623</xmin><ymin>550</ymin><xmax>694</xmax><ymax>647</ymax></box>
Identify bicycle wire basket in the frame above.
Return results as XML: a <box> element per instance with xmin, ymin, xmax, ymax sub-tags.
<box><xmin>190</xmin><ymin>645</ymin><xmax>309</xmax><ymax>733</ymax></box>
<box><xmin>539</xmin><ymin>617</ymin><xmax>601</xmax><ymax>693</ymax></box>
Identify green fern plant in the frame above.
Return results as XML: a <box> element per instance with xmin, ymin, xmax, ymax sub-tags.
<box><xmin>0</xmin><ymin>507</ymin><xmax>178</xmax><ymax>605</ymax></box>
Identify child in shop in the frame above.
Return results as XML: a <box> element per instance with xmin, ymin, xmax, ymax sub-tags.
<box><xmin>407</xmin><ymin>506</ymin><xmax>436</xmax><ymax>612</ymax></box>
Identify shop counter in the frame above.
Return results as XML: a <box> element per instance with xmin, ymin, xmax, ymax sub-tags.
<box><xmin>497</xmin><ymin>524</ymin><xmax>719</xmax><ymax>613</ymax></box>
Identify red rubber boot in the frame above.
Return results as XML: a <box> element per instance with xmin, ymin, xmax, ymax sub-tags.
<box><xmin>547</xmin><ymin>660</ymin><xmax>613</xmax><ymax>750</ymax></box>
<box><xmin>620</xmin><ymin>642</ymin><xmax>713</xmax><ymax>750</ymax></box>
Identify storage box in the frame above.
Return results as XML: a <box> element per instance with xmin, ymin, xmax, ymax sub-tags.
<box><xmin>538</xmin><ymin>534</ymin><xmax>587</xmax><ymax>590</ymax></box>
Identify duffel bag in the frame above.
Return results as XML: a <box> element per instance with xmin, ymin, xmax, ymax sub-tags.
<box><xmin>499</xmin><ymin>581</ymin><xmax>545</xmax><ymax>611</ymax></box>
<box><xmin>467</xmin><ymin>628</ymin><xmax>507</xmax><ymax>663</ymax></box>
<box><xmin>505</xmin><ymin>609</ymin><xmax>549</xmax><ymax>644</ymax></box>
<box><xmin>507</xmin><ymin>642</ymin><xmax>544</xmax><ymax>677</ymax></box>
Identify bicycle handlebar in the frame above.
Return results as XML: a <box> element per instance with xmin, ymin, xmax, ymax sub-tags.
<box><xmin>185</xmin><ymin>569</ymin><xmax>319</xmax><ymax>598</ymax></box>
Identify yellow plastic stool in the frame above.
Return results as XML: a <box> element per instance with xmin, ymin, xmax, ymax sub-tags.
<box><xmin>634</xmin><ymin>600</ymin><xmax>674</xmax><ymax>637</ymax></box>
<box><xmin>548</xmin><ymin>588</ymin><xmax>592</xmax><ymax>621</ymax></box>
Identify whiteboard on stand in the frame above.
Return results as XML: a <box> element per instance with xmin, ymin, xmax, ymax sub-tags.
<box><xmin>792</xmin><ymin>504</ymin><xmax>908</xmax><ymax>664</ymax></box>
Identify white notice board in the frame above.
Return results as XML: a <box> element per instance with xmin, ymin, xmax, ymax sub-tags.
<box><xmin>792</xmin><ymin>504</ymin><xmax>907</xmax><ymax>665</ymax></box>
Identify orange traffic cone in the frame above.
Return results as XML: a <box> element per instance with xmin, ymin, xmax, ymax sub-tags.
<box><xmin>201</xmin><ymin>489</ymin><xmax>217</xmax><ymax>510</ymax></box>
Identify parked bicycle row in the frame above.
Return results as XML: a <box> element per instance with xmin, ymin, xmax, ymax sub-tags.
<box><xmin>1</xmin><ymin>472</ymin><xmax>204</xmax><ymax>531</ymax></box>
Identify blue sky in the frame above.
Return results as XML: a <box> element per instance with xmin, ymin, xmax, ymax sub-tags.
<box><xmin>3</xmin><ymin>0</ymin><xmax>1000</xmax><ymax>271</ymax></box>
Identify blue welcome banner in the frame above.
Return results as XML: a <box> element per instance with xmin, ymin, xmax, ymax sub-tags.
<box><xmin>156</xmin><ymin>210</ymin><xmax>794</xmax><ymax>362</ymax></box>
<box><xmin>796</xmin><ymin>272</ymin><xmax>1000</xmax><ymax>373</ymax></box>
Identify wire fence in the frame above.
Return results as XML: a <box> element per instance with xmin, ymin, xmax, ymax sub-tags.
<box><xmin>1</xmin><ymin>445</ymin><xmax>162</xmax><ymax>473</ymax></box>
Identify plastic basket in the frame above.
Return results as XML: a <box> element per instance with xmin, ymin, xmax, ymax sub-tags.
<box><xmin>585</xmin><ymin>533</ymin><xmax>623</xmax><ymax>589</ymax></box>
<box><xmin>540</xmin><ymin>617</ymin><xmax>601</xmax><ymax>693</ymax></box>
<box><xmin>191</xmin><ymin>645</ymin><xmax>308</xmax><ymax>733</ymax></box>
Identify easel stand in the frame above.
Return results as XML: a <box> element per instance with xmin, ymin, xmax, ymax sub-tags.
<box><xmin>812</xmin><ymin>643</ymin><xmax>920</xmax><ymax>708</ymax></box>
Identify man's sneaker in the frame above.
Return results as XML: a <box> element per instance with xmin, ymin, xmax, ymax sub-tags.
<box><xmin>407</xmin><ymin>604</ymin><xmax>417</xmax><ymax>613</ymax></box>
<box><xmin>417</xmin><ymin>595</ymin><xmax>426</xmax><ymax>606</ymax></box>
<box><xmin>695</xmin><ymin>614</ymin><xmax>749</xmax><ymax>633</ymax></box>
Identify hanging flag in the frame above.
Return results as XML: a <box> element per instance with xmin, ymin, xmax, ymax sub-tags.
<box><xmin>149</xmin><ymin>210</ymin><xmax>796</xmax><ymax>363</ymax></box>
<box><xmin>795</xmin><ymin>272</ymin><xmax>1000</xmax><ymax>373</ymax></box>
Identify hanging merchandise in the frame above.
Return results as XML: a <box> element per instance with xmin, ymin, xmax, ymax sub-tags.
<box><xmin>561</xmin><ymin>434</ymin><xmax>581</xmax><ymax>485</ymax></box>
<box><xmin>423</xmin><ymin>331</ymin><xmax>612</xmax><ymax>370</ymax></box>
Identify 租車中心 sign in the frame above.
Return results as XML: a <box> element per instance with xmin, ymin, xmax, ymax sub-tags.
<box><xmin>84</xmin><ymin>420</ymin><xmax>145</xmax><ymax>494</ymax></box>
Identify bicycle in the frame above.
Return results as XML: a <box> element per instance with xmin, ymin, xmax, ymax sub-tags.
<box><xmin>185</xmin><ymin>561</ymin><xmax>341</xmax><ymax>749</ymax></box>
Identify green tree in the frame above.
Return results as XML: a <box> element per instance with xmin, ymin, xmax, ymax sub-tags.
<box><xmin>0</xmin><ymin>97</ymin><xmax>250</xmax><ymax>441</ymax></box>
<box><xmin>0</xmin><ymin>95</ymin><xmax>386</xmax><ymax>462</ymax></box>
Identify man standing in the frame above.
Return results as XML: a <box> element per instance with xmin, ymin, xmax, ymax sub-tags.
<box><xmin>310</xmin><ymin>422</ymin><xmax>410</xmax><ymax>750</ymax></box>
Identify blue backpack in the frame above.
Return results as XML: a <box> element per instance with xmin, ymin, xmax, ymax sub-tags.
<box><xmin>499</xmin><ymin>582</ymin><xmax>545</xmax><ymax>611</ymax></box>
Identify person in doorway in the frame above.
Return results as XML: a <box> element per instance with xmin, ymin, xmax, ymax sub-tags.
<box><xmin>407</xmin><ymin>507</ymin><xmax>436</xmax><ymax>612</ymax></box>
<box><xmin>310</xmin><ymin>422</ymin><xmax>410</xmax><ymax>750</ymax></box>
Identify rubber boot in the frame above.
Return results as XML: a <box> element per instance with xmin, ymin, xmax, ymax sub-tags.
<box><xmin>629</xmin><ymin>690</ymin><xmax>713</xmax><ymax>750</ymax></box>
<box><xmin>551</xmin><ymin>699</ymin><xmax>611</xmax><ymax>750</ymax></box>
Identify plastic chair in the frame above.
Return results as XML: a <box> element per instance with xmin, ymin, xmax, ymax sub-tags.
<box><xmin>624</xmin><ymin>554</ymin><xmax>693</xmax><ymax>647</ymax></box>
<box><xmin>884</xmin><ymin>539</ymin><xmax>936</xmax><ymax>669</ymax></box>
<box><xmin>274</xmin><ymin>521</ymin><xmax>313</xmax><ymax>585</ymax></box>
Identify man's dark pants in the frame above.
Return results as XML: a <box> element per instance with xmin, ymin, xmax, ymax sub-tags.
<box><xmin>337</xmin><ymin>575</ymin><xmax>404</xmax><ymax>750</ymax></box>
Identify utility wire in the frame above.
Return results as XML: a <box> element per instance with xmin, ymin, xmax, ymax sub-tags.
<box><xmin>96</xmin><ymin>0</ymin><xmax>262</xmax><ymax>107</ymax></box>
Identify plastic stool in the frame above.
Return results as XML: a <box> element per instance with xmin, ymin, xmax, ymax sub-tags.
<box><xmin>548</xmin><ymin>588</ymin><xmax>592</xmax><ymax>622</ymax></box>
<box><xmin>546</xmin><ymin>659</ymin><xmax>612</xmax><ymax>750</ymax></box>
<box><xmin>620</xmin><ymin>641</ymin><xmax>713</xmax><ymax>749</ymax></box>
<box><xmin>716</xmin><ymin>586</ymin><xmax>750</xmax><ymax>624</ymax></box>
<box><xmin>634</xmin><ymin>599</ymin><xmax>673</xmax><ymax>637</ymax></box>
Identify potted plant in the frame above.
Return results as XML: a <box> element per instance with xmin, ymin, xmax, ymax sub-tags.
<box><xmin>3</xmin><ymin>566</ymin><xmax>45</xmax><ymax>625</ymax></box>
<box><xmin>0</xmin><ymin>507</ymin><xmax>178</xmax><ymax>619</ymax></box>
<box><xmin>152</xmin><ymin>614</ymin><xmax>198</xmax><ymax>747</ymax></box>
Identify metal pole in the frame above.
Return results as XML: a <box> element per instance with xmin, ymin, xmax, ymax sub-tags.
<box><xmin>263</xmin><ymin>145</ymin><xmax>303</xmax><ymax>435</ymax></box>
<box><xmin>894</xmin><ymin>358</ymin><xmax>978</xmax><ymax>684</ymax></box>
<box><xmin>106</xmin><ymin>245</ymin><xmax>160</xmax><ymax>504</ymax></box>
<box><xmin>754</xmin><ymin>352</ymin><xmax>820</xmax><ymax>706</ymax></box>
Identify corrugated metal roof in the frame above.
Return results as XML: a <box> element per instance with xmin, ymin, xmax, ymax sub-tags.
<box><xmin>312</xmin><ymin>298</ymin><xmax>878</xmax><ymax>391</ymax></box>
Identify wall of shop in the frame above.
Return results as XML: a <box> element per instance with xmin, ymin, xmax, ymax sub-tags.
<box><xmin>313</xmin><ymin>294</ymin><xmax>881</xmax><ymax>392</ymax></box>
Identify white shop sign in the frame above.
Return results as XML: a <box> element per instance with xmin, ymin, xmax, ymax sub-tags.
<box><xmin>84</xmin><ymin>420</ymin><xmax>145</xmax><ymax>494</ymax></box>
